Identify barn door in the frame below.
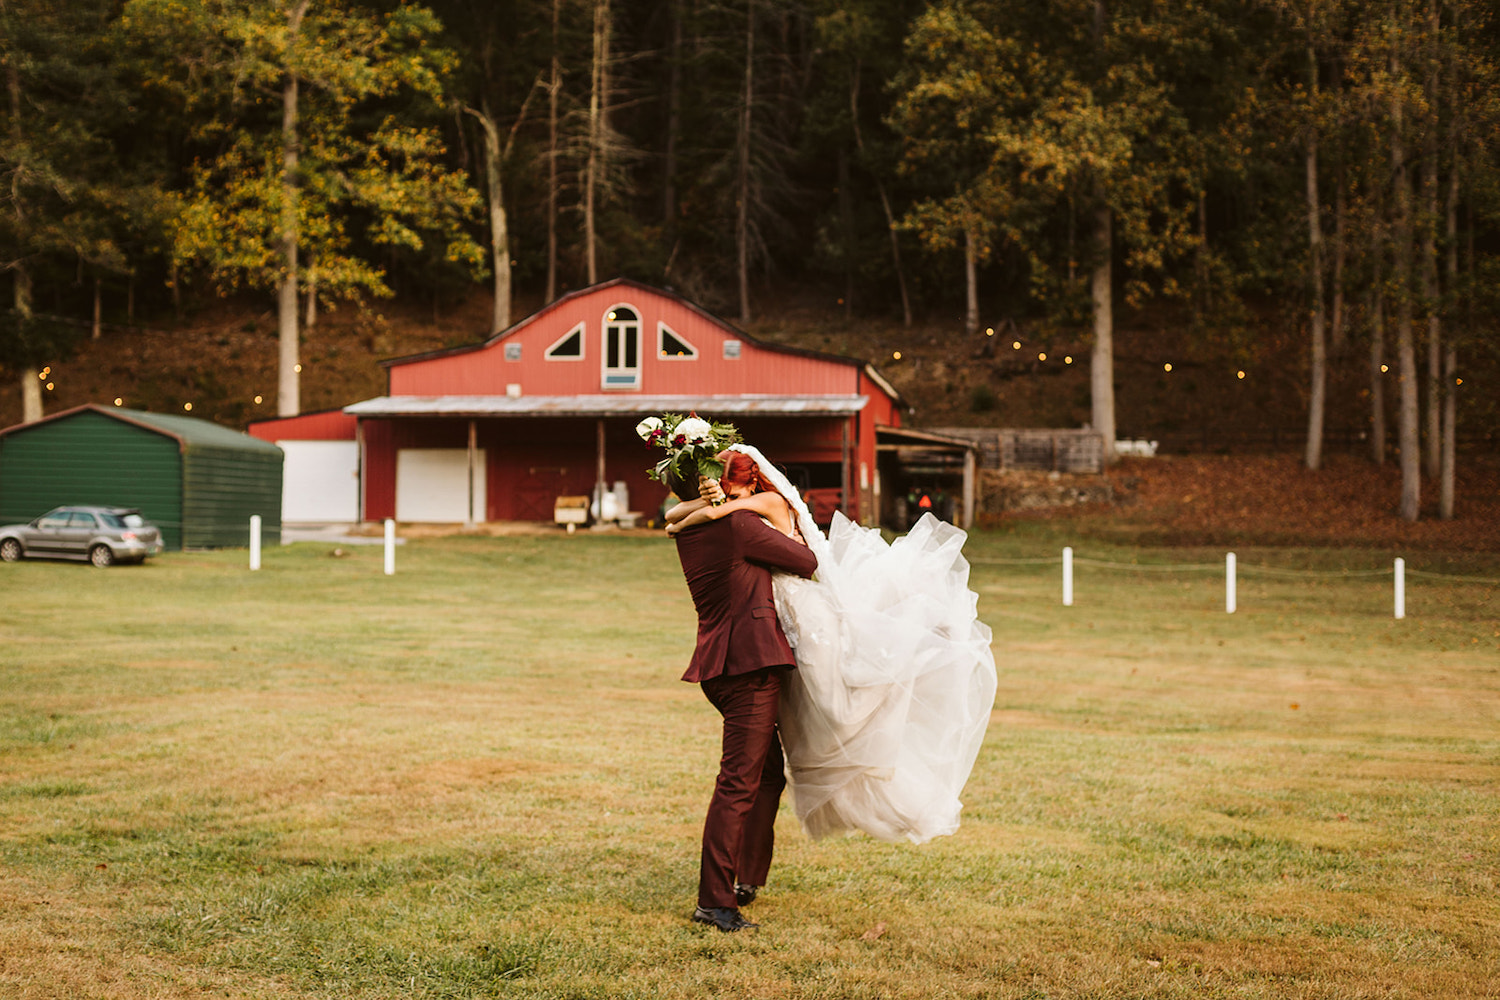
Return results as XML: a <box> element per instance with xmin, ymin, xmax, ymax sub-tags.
<box><xmin>395</xmin><ymin>448</ymin><xmax>487</xmax><ymax>523</ymax></box>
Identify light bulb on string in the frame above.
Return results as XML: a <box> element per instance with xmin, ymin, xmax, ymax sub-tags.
<box><xmin>294</xmin><ymin>363</ymin><xmax>302</xmax><ymax>373</ymax></box>
<box><xmin>1163</xmin><ymin>363</ymin><xmax>1173</xmax><ymax>372</ymax></box>
<box><xmin>254</xmin><ymin>395</ymin><xmax>263</xmax><ymax>404</ymax></box>
<box><xmin>892</xmin><ymin>351</ymin><xmax>902</xmax><ymax>361</ymax></box>
<box><xmin>1038</xmin><ymin>353</ymin><xmax>1047</xmax><ymax>362</ymax></box>
<box><xmin>113</xmin><ymin>397</ymin><xmax>123</xmax><ymax>406</ymax></box>
<box><xmin>985</xmin><ymin>327</ymin><xmax>995</xmax><ymax>337</ymax></box>
<box><xmin>184</xmin><ymin>402</ymin><xmax>193</xmax><ymax>412</ymax></box>
<box><xmin>1012</xmin><ymin>341</ymin><xmax>1021</xmax><ymax>350</ymax></box>
<box><xmin>1064</xmin><ymin>356</ymin><xmax>1073</xmax><ymax>365</ymax></box>
<box><xmin>1381</xmin><ymin>364</ymin><xmax>1389</xmax><ymax>373</ymax></box>
<box><xmin>1237</xmin><ymin>371</ymin><xmax>1246</xmax><ymax>380</ymax></box>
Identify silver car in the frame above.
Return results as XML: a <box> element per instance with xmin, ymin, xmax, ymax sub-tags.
<box><xmin>0</xmin><ymin>505</ymin><xmax>164</xmax><ymax>567</ymax></box>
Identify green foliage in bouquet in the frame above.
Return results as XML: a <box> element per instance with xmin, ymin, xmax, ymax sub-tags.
<box><xmin>636</xmin><ymin>412</ymin><xmax>742</xmax><ymax>488</ymax></box>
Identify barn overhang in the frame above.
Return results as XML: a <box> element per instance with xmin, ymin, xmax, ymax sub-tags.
<box><xmin>343</xmin><ymin>394</ymin><xmax>869</xmax><ymax>418</ymax></box>
<box><xmin>875</xmin><ymin>426</ymin><xmax>979</xmax><ymax>529</ymax></box>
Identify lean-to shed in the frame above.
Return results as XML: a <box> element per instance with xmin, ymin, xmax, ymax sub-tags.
<box><xmin>0</xmin><ymin>404</ymin><xmax>283</xmax><ymax>550</ymax></box>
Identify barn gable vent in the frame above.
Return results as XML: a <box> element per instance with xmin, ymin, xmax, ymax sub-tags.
<box><xmin>657</xmin><ymin>323</ymin><xmax>697</xmax><ymax>359</ymax></box>
<box><xmin>545</xmin><ymin>322</ymin><xmax>586</xmax><ymax>360</ymax></box>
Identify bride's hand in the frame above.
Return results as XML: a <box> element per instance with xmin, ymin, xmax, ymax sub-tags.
<box><xmin>698</xmin><ymin>476</ymin><xmax>726</xmax><ymax>506</ymax></box>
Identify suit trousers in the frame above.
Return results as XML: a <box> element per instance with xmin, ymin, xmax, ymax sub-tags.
<box><xmin>697</xmin><ymin>666</ymin><xmax>787</xmax><ymax>909</ymax></box>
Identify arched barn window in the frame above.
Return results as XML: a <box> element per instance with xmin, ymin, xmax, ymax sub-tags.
<box><xmin>602</xmin><ymin>305</ymin><xmax>641</xmax><ymax>389</ymax></box>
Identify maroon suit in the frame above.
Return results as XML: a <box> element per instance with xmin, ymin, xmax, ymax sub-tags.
<box><xmin>674</xmin><ymin>510</ymin><xmax>818</xmax><ymax>910</ymax></box>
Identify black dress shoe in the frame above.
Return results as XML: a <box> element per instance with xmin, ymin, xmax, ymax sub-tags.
<box><xmin>734</xmin><ymin>883</ymin><xmax>759</xmax><ymax>907</ymax></box>
<box><xmin>692</xmin><ymin>906</ymin><xmax>758</xmax><ymax>932</ymax></box>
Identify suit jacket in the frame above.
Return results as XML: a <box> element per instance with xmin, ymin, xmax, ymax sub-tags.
<box><xmin>674</xmin><ymin>509</ymin><xmax>818</xmax><ymax>684</ymax></box>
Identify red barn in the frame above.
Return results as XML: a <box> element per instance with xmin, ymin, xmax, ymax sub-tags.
<box><xmin>254</xmin><ymin>279</ymin><xmax>973</xmax><ymax>528</ymax></box>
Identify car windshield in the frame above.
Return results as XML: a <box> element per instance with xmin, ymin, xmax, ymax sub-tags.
<box><xmin>97</xmin><ymin>512</ymin><xmax>127</xmax><ymax>529</ymax></box>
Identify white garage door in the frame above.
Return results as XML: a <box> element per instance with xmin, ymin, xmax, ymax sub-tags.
<box><xmin>278</xmin><ymin>440</ymin><xmax>360</xmax><ymax>522</ymax></box>
<box><xmin>396</xmin><ymin>448</ymin><xmax>487</xmax><ymax>523</ymax></box>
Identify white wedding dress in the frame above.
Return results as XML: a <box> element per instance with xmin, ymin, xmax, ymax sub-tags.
<box><xmin>729</xmin><ymin>445</ymin><xmax>998</xmax><ymax>845</ymax></box>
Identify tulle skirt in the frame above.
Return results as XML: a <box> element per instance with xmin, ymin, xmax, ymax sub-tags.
<box><xmin>773</xmin><ymin>512</ymin><xmax>997</xmax><ymax>844</ymax></box>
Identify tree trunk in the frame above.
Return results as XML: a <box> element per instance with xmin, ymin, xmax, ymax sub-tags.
<box><xmin>277</xmin><ymin>0</ymin><xmax>311</xmax><ymax>418</ymax></box>
<box><xmin>1368</xmin><ymin>226</ymin><xmax>1387</xmax><ymax>465</ymax></box>
<box><xmin>92</xmin><ymin>276</ymin><xmax>102</xmax><ymax>340</ymax></box>
<box><xmin>1091</xmin><ymin>205</ymin><xmax>1116</xmax><ymax>464</ymax></box>
<box><xmin>1421</xmin><ymin>5</ymin><xmax>1440</xmax><ymax>482</ymax></box>
<box><xmin>663</xmin><ymin>0</ymin><xmax>681</xmax><ymax>245</ymax></box>
<box><xmin>736</xmin><ymin>0</ymin><xmax>754</xmax><ymax>324</ymax></box>
<box><xmin>15</xmin><ymin>269</ymin><xmax>41</xmax><ymax>423</ymax></box>
<box><xmin>546</xmin><ymin>0</ymin><xmax>560</xmax><ymax>302</ymax></box>
<box><xmin>471</xmin><ymin>106</ymin><xmax>510</xmax><ymax>333</ymax></box>
<box><xmin>584</xmin><ymin>0</ymin><xmax>609</xmax><ymax>287</ymax></box>
<box><xmin>838</xmin><ymin>145</ymin><xmax>853</xmax><ymax>321</ymax></box>
<box><xmin>305</xmin><ymin>263</ymin><xmax>317</xmax><ymax>327</ymax></box>
<box><xmin>849</xmin><ymin>63</ymin><xmax>911</xmax><ymax>327</ymax></box>
<box><xmin>1304</xmin><ymin>43</ymin><xmax>1326</xmax><ymax>472</ymax></box>
<box><xmin>7</xmin><ymin>42</ymin><xmax>41</xmax><ymax>423</ymax></box>
<box><xmin>1440</xmin><ymin>128</ymin><xmax>1460</xmax><ymax>520</ymax></box>
<box><xmin>1391</xmin><ymin>47</ymin><xmax>1419</xmax><ymax>522</ymax></box>
<box><xmin>1331</xmin><ymin>173</ymin><xmax>1346</xmax><ymax>354</ymax></box>
<box><xmin>963</xmin><ymin>226</ymin><xmax>978</xmax><ymax>335</ymax></box>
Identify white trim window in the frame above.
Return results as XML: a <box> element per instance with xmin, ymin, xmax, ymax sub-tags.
<box><xmin>545</xmin><ymin>322</ymin><xmax>586</xmax><ymax>360</ymax></box>
<box><xmin>601</xmin><ymin>305</ymin><xmax>641</xmax><ymax>389</ymax></box>
<box><xmin>657</xmin><ymin>322</ymin><xmax>698</xmax><ymax>360</ymax></box>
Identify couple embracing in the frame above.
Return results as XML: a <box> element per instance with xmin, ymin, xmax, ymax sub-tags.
<box><xmin>658</xmin><ymin>438</ymin><xmax>997</xmax><ymax>933</ymax></box>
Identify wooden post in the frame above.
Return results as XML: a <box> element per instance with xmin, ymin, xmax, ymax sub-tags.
<box><xmin>466</xmin><ymin>419</ymin><xmax>478</xmax><ymax>528</ymax></box>
<box><xmin>962</xmin><ymin>447</ymin><xmax>976</xmax><ymax>529</ymax></box>
<box><xmin>596</xmin><ymin>418</ymin><xmax>608</xmax><ymax>522</ymax></box>
<box><xmin>840</xmin><ymin>420</ymin><xmax>851</xmax><ymax>521</ymax></box>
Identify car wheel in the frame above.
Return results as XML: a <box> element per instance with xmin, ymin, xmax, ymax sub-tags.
<box><xmin>89</xmin><ymin>544</ymin><xmax>116</xmax><ymax>568</ymax></box>
<box><xmin>0</xmin><ymin>538</ymin><xmax>21</xmax><ymax>562</ymax></box>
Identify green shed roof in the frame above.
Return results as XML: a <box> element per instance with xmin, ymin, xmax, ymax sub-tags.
<box><xmin>1</xmin><ymin>404</ymin><xmax>283</xmax><ymax>454</ymax></box>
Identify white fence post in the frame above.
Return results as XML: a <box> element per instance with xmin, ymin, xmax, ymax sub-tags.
<box><xmin>1394</xmin><ymin>557</ymin><xmax>1405</xmax><ymax>619</ymax></box>
<box><xmin>1063</xmin><ymin>546</ymin><xmax>1073</xmax><ymax>607</ymax></box>
<box><xmin>384</xmin><ymin>518</ymin><xmax>396</xmax><ymax>576</ymax></box>
<box><xmin>249</xmin><ymin>515</ymin><xmax>261</xmax><ymax>571</ymax></box>
<box><xmin>1226</xmin><ymin>552</ymin><xmax>1237</xmax><ymax>614</ymax></box>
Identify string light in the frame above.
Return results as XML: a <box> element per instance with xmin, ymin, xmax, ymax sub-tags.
<box><xmin>892</xmin><ymin>351</ymin><xmax>902</xmax><ymax>360</ymax></box>
<box><xmin>607</xmin><ymin>311</ymin><xmax>617</xmax><ymax>321</ymax></box>
<box><xmin>985</xmin><ymin>327</ymin><xmax>995</xmax><ymax>336</ymax></box>
<box><xmin>1012</xmin><ymin>341</ymin><xmax>1021</xmax><ymax>350</ymax></box>
<box><xmin>1455</xmin><ymin>378</ymin><xmax>1463</xmax><ymax>386</ymax></box>
<box><xmin>184</xmin><ymin>402</ymin><xmax>193</xmax><ymax>412</ymax></box>
<box><xmin>1038</xmin><ymin>352</ymin><xmax>1047</xmax><ymax>361</ymax></box>
<box><xmin>1064</xmin><ymin>356</ymin><xmax>1073</xmax><ymax>364</ymax></box>
<box><xmin>113</xmin><ymin>397</ymin><xmax>123</xmax><ymax>406</ymax></box>
<box><xmin>254</xmin><ymin>395</ymin><xmax>263</xmax><ymax>404</ymax></box>
<box><xmin>1163</xmin><ymin>363</ymin><xmax>1173</xmax><ymax>372</ymax></box>
<box><xmin>45</xmin><ymin>382</ymin><xmax>55</xmax><ymax>391</ymax></box>
<box><xmin>294</xmin><ymin>363</ymin><xmax>303</xmax><ymax>373</ymax></box>
<box><xmin>1381</xmin><ymin>364</ymin><xmax>1389</xmax><ymax>373</ymax></box>
<box><xmin>1237</xmin><ymin>371</ymin><xmax>1246</xmax><ymax>380</ymax></box>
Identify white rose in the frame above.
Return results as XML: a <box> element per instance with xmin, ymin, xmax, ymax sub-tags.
<box><xmin>675</xmin><ymin>416</ymin><xmax>712</xmax><ymax>444</ymax></box>
<box><xmin>636</xmin><ymin>416</ymin><xmax>664</xmax><ymax>440</ymax></box>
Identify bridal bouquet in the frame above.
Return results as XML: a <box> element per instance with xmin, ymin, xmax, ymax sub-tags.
<box><xmin>637</xmin><ymin>412</ymin><xmax>741</xmax><ymax>488</ymax></box>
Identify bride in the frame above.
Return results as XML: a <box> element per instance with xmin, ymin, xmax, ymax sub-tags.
<box><xmin>667</xmin><ymin>444</ymin><xmax>997</xmax><ymax>844</ymax></box>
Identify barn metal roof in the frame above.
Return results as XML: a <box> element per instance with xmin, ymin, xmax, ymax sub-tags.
<box><xmin>343</xmin><ymin>394</ymin><xmax>870</xmax><ymax>418</ymax></box>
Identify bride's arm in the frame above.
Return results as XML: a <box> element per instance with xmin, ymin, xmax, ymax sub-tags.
<box><xmin>664</xmin><ymin>498</ymin><xmax>709</xmax><ymax>525</ymax></box>
<box><xmin>667</xmin><ymin>490</ymin><xmax>795</xmax><ymax>536</ymax></box>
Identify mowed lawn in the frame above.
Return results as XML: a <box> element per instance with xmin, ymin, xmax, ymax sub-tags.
<box><xmin>1</xmin><ymin>527</ymin><xmax>1497</xmax><ymax>1000</ymax></box>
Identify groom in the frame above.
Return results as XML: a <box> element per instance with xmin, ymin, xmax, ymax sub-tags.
<box><xmin>670</xmin><ymin>470</ymin><xmax>817</xmax><ymax>932</ymax></box>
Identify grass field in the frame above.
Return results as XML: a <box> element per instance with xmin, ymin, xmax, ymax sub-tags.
<box><xmin>2</xmin><ymin>527</ymin><xmax>1497</xmax><ymax>999</ymax></box>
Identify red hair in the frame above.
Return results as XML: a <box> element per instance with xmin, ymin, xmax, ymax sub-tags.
<box><xmin>719</xmin><ymin>450</ymin><xmax>774</xmax><ymax>495</ymax></box>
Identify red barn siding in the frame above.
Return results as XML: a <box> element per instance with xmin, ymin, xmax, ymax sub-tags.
<box><xmin>248</xmin><ymin>409</ymin><xmax>357</xmax><ymax>442</ymax></box>
<box><xmin>389</xmin><ymin>284</ymin><xmax>863</xmax><ymax>399</ymax></box>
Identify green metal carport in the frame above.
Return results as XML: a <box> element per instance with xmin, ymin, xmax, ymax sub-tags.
<box><xmin>0</xmin><ymin>404</ymin><xmax>283</xmax><ymax>550</ymax></box>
